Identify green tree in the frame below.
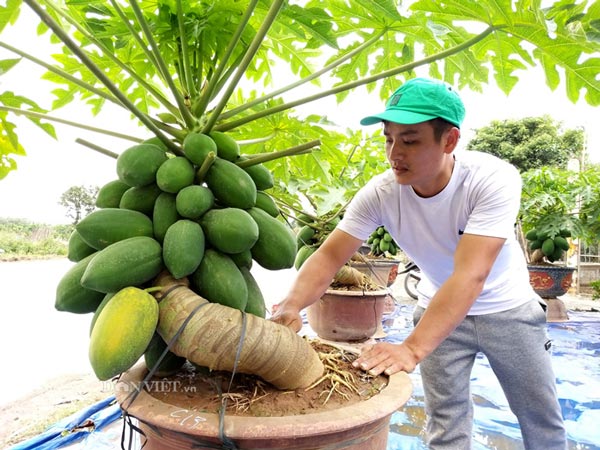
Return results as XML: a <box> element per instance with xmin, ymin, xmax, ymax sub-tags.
<box><xmin>59</xmin><ymin>185</ymin><xmax>98</xmax><ymax>225</ymax></box>
<box><xmin>466</xmin><ymin>115</ymin><xmax>586</xmax><ymax>172</ymax></box>
<box><xmin>0</xmin><ymin>0</ymin><xmax>598</xmax><ymax>213</ymax></box>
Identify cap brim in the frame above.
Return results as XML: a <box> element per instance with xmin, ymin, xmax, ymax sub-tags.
<box><xmin>360</xmin><ymin>110</ymin><xmax>437</xmax><ymax>126</ymax></box>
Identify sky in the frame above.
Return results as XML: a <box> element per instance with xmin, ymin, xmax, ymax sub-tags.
<box><xmin>1</xmin><ymin>8</ymin><xmax>598</xmax><ymax>225</ymax></box>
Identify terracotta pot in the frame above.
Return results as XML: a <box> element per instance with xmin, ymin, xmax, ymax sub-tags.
<box><xmin>349</xmin><ymin>259</ymin><xmax>400</xmax><ymax>287</ymax></box>
<box><xmin>306</xmin><ymin>288</ymin><xmax>387</xmax><ymax>342</ymax></box>
<box><xmin>527</xmin><ymin>265</ymin><xmax>575</xmax><ymax>298</ymax></box>
<box><xmin>115</xmin><ymin>363</ymin><xmax>413</xmax><ymax>450</ymax></box>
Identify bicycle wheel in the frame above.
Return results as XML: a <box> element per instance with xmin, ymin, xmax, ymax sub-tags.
<box><xmin>403</xmin><ymin>271</ymin><xmax>420</xmax><ymax>300</ymax></box>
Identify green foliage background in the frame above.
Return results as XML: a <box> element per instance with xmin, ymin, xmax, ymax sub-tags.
<box><xmin>0</xmin><ymin>218</ymin><xmax>71</xmax><ymax>258</ymax></box>
<box><xmin>0</xmin><ymin>0</ymin><xmax>599</xmax><ymax>219</ymax></box>
<box><xmin>466</xmin><ymin>115</ymin><xmax>586</xmax><ymax>172</ymax></box>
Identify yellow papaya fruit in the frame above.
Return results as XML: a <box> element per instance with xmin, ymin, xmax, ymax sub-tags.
<box><xmin>89</xmin><ymin>286</ymin><xmax>159</xmax><ymax>380</ymax></box>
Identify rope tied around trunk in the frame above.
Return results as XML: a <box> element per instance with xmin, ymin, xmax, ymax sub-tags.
<box><xmin>119</xmin><ymin>283</ymin><xmax>249</xmax><ymax>449</ymax></box>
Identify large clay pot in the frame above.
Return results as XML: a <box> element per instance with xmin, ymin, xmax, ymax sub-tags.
<box><xmin>527</xmin><ymin>265</ymin><xmax>575</xmax><ymax>298</ymax></box>
<box><xmin>306</xmin><ymin>288</ymin><xmax>387</xmax><ymax>342</ymax></box>
<box><xmin>349</xmin><ymin>258</ymin><xmax>400</xmax><ymax>287</ymax></box>
<box><xmin>115</xmin><ymin>363</ymin><xmax>412</xmax><ymax>450</ymax></box>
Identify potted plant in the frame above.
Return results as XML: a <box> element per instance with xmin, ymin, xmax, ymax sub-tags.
<box><xmin>9</xmin><ymin>3</ymin><xmax>421</xmax><ymax>447</ymax></box>
<box><xmin>292</xmin><ymin>208</ymin><xmax>399</xmax><ymax>342</ymax></box>
<box><xmin>520</xmin><ymin>166</ymin><xmax>600</xmax><ymax>319</ymax></box>
<box><xmin>3</xmin><ymin>1</ymin><xmax>598</xmax><ymax>448</ymax></box>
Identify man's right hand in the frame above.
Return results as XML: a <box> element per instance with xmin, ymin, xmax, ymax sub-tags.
<box><xmin>269</xmin><ymin>303</ymin><xmax>303</xmax><ymax>333</ymax></box>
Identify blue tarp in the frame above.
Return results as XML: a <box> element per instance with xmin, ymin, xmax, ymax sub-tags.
<box><xmin>9</xmin><ymin>396</ymin><xmax>121</xmax><ymax>450</ymax></box>
<box><xmin>8</xmin><ymin>307</ymin><xmax>600</xmax><ymax>450</ymax></box>
<box><xmin>384</xmin><ymin>306</ymin><xmax>600</xmax><ymax>449</ymax></box>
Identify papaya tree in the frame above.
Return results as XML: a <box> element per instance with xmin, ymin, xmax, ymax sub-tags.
<box><xmin>1</xmin><ymin>0</ymin><xmax>599</xmax><ymax>388</ymax></box>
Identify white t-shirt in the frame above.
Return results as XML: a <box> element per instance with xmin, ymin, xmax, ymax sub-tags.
<box><xmin>338</xmin><ymin>150</ymin><xmax>537</xmax><ymax>315</ymax></box>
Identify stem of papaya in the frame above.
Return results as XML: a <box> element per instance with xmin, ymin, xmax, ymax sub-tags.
<box><xmin>220</xmin><ymin>31</ymin><xmax>386</xmax><ymax>121</ymax></box>
<box><xmin>214</xmin><ymin>27</ymin><xmax>497</xmax><ymax>133</ymax></box>
<box><xmin>144</xmin><ymin>286</ymin><xmax>164</xmax><ymax>294</ymax></box>
<box><xmin>75</xmin><ymin>139</ymin><xmax>119</xmax><ymax>159</ymax></box>
<box><xmin>201</xmin><ymin>0</ymin><xmax>285</xmax><ymax>133</ymax></box>
<box><xmin>175</xmin><ymin>0</ymin><xmax>196</xmax><ymax>99</ymax></box>
<box><xmin>42</xmin><ymin>0</ymin><xmax>181</xmax><ymax>117</ymax></box>
<box><xmin>23</xmin><ymin>0</ymin><xmax>178</xmax><ymax>154</ymax></box>
<box><xmin>193</xmin><ymin>0</ymin><xmax>260</xmax><ymax>120</ymax></box>
<box><xmin>0</xmin><ymin>40</ymin><xmax>117</xmax><ymax>106</ymax></box>
<box><xmin>128</xmin><ymin>0</ymin><xmax>196</xmax><ymax>130</ymax></box>
<box><xmin>153</xmin><ymin>271</ymin><xmax>324</xmax><ymax>390</ymax></box>
<box><xmin>235</xmin><ymin>140</ymin><xmax>320</xmax><ymax>168</ymax></box>
<box><xmin>150</xmin><ymin>119</ymin><xmax>187</xmax><ymax>144</ymax></box>
<box><xmin>195</xmin><ymin>152</ymin><xmax>217</xmax><ymax>183</ymax></box>
<box><xmin>0</xmin><ymin>106</ymin><xmax>142</xmax><ymax>143</ymax></box>
<box><xmin>237</xmin><ymin>134</ymin><xmax>277</xmax><ymax>146</ymax></box>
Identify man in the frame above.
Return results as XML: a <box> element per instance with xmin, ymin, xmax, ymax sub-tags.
<box><xmin>271</xmin><ymin>77</ymin><xmax>567</xmax><ymax>449</ymax></box>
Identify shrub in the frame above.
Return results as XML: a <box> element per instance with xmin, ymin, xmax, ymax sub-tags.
<box><xmin>590</xmin><ymin>280</ymin><xmax>600</xmax><ymax>301</ymax></box>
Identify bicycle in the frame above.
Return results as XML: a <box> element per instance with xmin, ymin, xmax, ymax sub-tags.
<box><xmin>399</xmin><ymin>261</ymin><xmax>421</xmax><ymax>299</ymax></box>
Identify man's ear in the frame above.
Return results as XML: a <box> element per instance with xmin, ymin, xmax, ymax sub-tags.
<box><xmin>444</xmin><ymin>127</ymin><xmax>461</xmax><ymax>153</ymax></box>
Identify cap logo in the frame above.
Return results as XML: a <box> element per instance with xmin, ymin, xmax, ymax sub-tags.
<box><xmin>389</xmin><ymin>93</ymin><xmax>402</xmax><ymax>106</ymax></box>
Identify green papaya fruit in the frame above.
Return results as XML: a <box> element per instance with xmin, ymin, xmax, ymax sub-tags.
<box><xmin>152</xmin><ymin>192</ymin><xmax>180</xmax><ymax>243</ymax></box>
<box><xmin>254</xmin><ymin>191</ymin><xmax>279</xmax><ymax>217</ymax></box>
<box><xmin>182</xmin><ymin>132</ymin><xmax>217</xmax><ymax>165</ymax></box>
<box><xmin>247</xmin><ymin>207</ymin><xmax>296</xmax><ymax>270</ymax></box>
<box><xmin>209</xmin><ymin>130</ymin><xmax>240</xmax><ymax>162</ymax></box>
<box><xmin>525</xmin><ymin>229</ymin><xmax>538</xmax><ymax>241</ymax></box>
<box><xmin>541</xmin><ymin>238</ymin><xmax>555</xmax><ymax>257</ymax></box>
<box><xmin>191</xmin><ymin>249</ymin><xmax>248</xmax><ymax>310</ymax></box>
<box><xmin>204</xmin><ymin>158</ymin><xmax>257</xmax><ymax>209</ymax></box>
<box><xmin>119</xmin><ymin>183</ymin><xmax>162</xmax><ymax>216</ymax></box>
<box><xmin>176</xmin><ymin>185</ymin><xmax>214</xmax><ymax>219</ymax></box>
<box><xmin>116</xmin><ymin>143</ymin><xmax>167</xmax><ymax>187</ymax></box>
<box><xmin>163</xmin><ymin>219</ymin><xmax>205</xmax><ymax>279</ymax></box>
<box><xmin>95</xmin><ymin>179</ymin><xmax>130</xmax><ymax>208</ymax></box>
<box><xmin>199</xmin><ymin>208</ymin><xmax>259</xmax><ymax>254</ymax></box>
<box><xmin>156</xmin><ymin>156</ymin><xmax>195</xmax><ymax>194</ymax></box>
<box><xmin>240</xmin><ymin>267</ymin><xmax>267</xmax><ymax>318</ymax></box>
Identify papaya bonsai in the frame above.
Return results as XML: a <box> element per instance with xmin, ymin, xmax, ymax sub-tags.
<box><xmin>520</xmin><ymin>165</ymin><xmax>600</xmax><ymax>265</ymax></box>
<box><xmin>1</xmin><ymin>0</ymin><xmax>599</xmax><ymax>393</ymax></box>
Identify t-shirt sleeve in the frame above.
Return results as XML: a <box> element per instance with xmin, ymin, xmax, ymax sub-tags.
<box><xmin>337</xmin><ymin>176</ymin><xmax>387</xmax><ymax>241</ymax></box>
<box><xmin>463</xmin><ymin>163</ymin><xmax>522</xmax><ymax>239</ymax></box>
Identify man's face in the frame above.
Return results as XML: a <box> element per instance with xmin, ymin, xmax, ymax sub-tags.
<box><xmin>383</xmin><ymin>121</ymin><xmax>457</xmax><ymax>197</ymax></box>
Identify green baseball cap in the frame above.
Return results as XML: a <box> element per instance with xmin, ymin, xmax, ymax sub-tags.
<box><xmin>360</xmin><ymin>77</ymin><xmax>465</xmax><ymax>128</ymax></box>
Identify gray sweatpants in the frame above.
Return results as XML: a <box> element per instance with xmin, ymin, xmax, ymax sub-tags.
<box><xmin>413</xmin><ymin>300</ymin><xmax>567</xmax><ymax>450</ymax></box>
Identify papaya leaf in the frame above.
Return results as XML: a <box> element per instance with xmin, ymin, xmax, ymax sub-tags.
<box><xmin>276</xmin><ymin>4</ymin><xmax>338</xmax><ymax>50</ymax></box>
<box><xmin>0</xmin><ymin>91</ymin><xmax>45</xmax><ymax>110</ymax></box>
<box><xmin>0</xmin><ymin>58</ymin><xmax>21</xmax><ymax>76</ymax></box>
<box><xmin>0</xmin><ymin>0</ymin><xmax>22</xmax><ymax>35</ymax></box>
<box><xmin>0</xmin><ymin>151</ymin><xmax>18</xmax><ymax>179</ymax></box>
<box><xmin>0</xmin><ymin>113</ymin><xmax>26</xmax><ymax>180</ymax></box>
<box><xmin>0</xmin><ymin>92</ymin><xmax>58</xmax><ymax>139</ymax></box>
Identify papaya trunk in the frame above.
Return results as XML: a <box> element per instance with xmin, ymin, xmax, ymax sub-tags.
<box><xmin>153</xmin><ymin>271</ymin><xmax>324</xmax><ymax>390</ymax></box>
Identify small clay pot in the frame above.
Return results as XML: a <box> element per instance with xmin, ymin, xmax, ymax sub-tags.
<box><xmin>307</xmin><ymin>289</ymin><xmax>387</xmax><ymax>342</ymax></box>
<box><xmin>349</xmin><ymin>259</ymin><xmax>400</xmax><ymax>287</ymax></box>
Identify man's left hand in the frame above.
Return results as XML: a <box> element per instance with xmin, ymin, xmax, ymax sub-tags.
<box><xmin>352</xmin><ymin>342</ymin><xmax>418</xmax><ymax>376</ymax></box>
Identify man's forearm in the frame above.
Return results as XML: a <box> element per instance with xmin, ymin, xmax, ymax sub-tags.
<box><xmin>280</xmin><ymin>250</ymin><xmax>338</xmax><ymax>310</ymax></box>
<box><xmin>403</xmin><ymin>272</ymin><xmax>485</xmax><ymax>362</ymax></box>
<box><xmin>279</xmin><ymin>229</ymin><xmax>364</xmax><ymax>312</ymax></box>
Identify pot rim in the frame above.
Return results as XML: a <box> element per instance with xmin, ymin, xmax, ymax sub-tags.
<box><xmin>527</xmin><ymin>264</ymin><xmax>576</xmax><ymax>271</ymax></box>
<box><xmin>324</xmin><ymin>288</ymin><xmax>389</xmax><ymax>296</ymax></box>
<box><xmin>349</xmin><ymin>259</ymin><xmax>401</xmax><ymax>268</ymax></box>
<box><xmin>115</xmin><ymin>363</ymin><xmax>412</xmax><ymax>441</ymax></box>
